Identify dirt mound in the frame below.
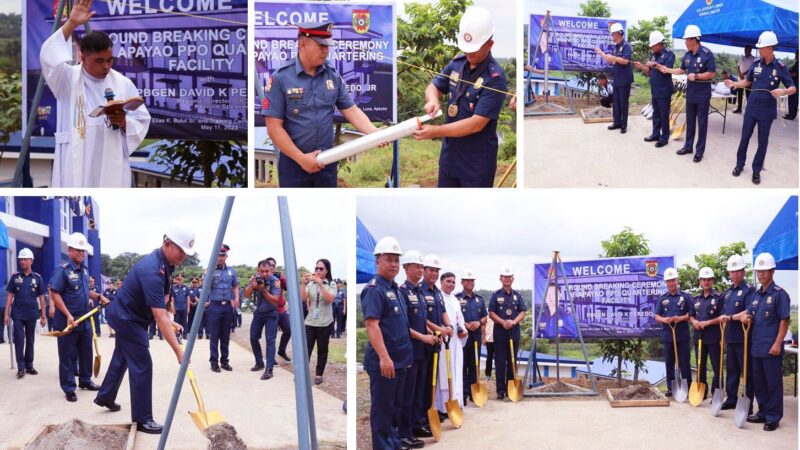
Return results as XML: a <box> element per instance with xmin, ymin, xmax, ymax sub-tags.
<box><xmin>534</xmin><ymin>381</ymin><xmax>579</xmax><ymax>393</ymax></box>
<box><xmin>205</xmin><ymin>422</ymin><xmax>247</xmax><ymax>450</ymax></box>
<box><xmin>582</xmin><ymin>107</ymin><xmax>613</xmax><ymax>119</ymax></box>
<box><xmin>25</xmin><ymin>419</ymin><xmax>128</xmax><ymax>450</ymax></box>
<box><xmin>617</xmin><ymin>385</ymin><xmax>661</xmax><ymax>400</ymax></box>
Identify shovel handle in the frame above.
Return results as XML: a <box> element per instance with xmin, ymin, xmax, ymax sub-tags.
<box><xmin>742</xmin><ymin>321</ymin><xmax>750</xmax><ymax>386</ymax></box>
<box><xmin>474</xmin><ymin>340</ymin><xmax>480</xmax><ymax>374</ymax></box>
<box><xmin>430</xmin><ymin>351</ymin><xmax>439</xmax><ymax>409</ymax></box>
<box><xmin>669</xmin><ymin>322</ymin><xmax>681</xmax><ymax>374</ymax></box>
<box><xmin>509</xmin><ymin>339</ymin><xmax>517</xmax><ymax>383</ymax></box>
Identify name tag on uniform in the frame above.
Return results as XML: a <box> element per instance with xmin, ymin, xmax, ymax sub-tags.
<box><xmin>287</xmin><ymin>88</ymin><xmax>304</xmax><ymax>99</ymax></box>
<box><xmin>425</xmin><ymin>295</ymin><xmax>434</xmax><ymax>303</ymax></box>
<box><xmin>386</xmin><ymin>292</ymin><xmax>397</xmax><ymax>300</ymax></box>
<box><xmin>408</xmin><ymin>294</ymin><xmax>418</xmax><ymax>304</ymax></box>
<box><xmin>450</xmin><ymin>71</ymin><xmax>459</xmax><ymax>85</ymax></box>
<box><xmin>737</xmin><ymin>290</ymin><xmax>742</xmax><ymax>296</ymax></box>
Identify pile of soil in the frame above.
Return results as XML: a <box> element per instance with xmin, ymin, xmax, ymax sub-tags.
<box><xmin>582</xmin><ymin>106</ymin><xmax>613</xmax><ymax>119</ymax></box>
<box><xmin>205</xmin><ymin>422</ymin><xmax>247</xmax><ymax>450</ymax></box>
<box><xmin>25</xmin><ymin>419</ymin><xmax>127</xmax><ymax>450</ymax></box>
<box><xmin>616</xmin><ymin>385</ymin><xmax>661</xmax><ymax>401</ymax></box>
<box><xmin>533</xmin><ymin>381</ymin><xmax>582</xmax><ymax>393</ymax></box>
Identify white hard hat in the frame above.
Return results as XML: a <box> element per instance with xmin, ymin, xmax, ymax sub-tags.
<box><xmin>754</xmin><ymin>253</ymin><xmax>776</xmax><ymax>270</ymax></box>
<box><xmin>400</xmin><ymin>249</ymin><xmax>423</xmax><ymax>265</ymax></box>
<box><xmin>726</xmin><ymin>255</ymin><xmax>746</xmax><ymax>271</ymax></box>
<box><xmin>457</xmin><ymin>6</ymin><xmax>494</xmax><ymax>53</ymax></box>
<box><xmin>698</xmin><ymin>267</ymin><xmax>714</xmax><ymax>279</ymax></box>
<box><xmin>164</xmin><ymin>224</ymin><xmax>196</xmax><ymax>254</ymax></box>
<box><xmin>609</xmin><ymin>22</ymin><xmax>624</xmax><ymax>34</ymax></box>
<box><xmin>67</xmin><ymin>232</ymin><xmax>90</xmax><ymax>251</ymax></box>
<box><xmin>422</xmin><ymin>254</ymin><xmax>442</xmax><ymax>269</ymax></box>
<box><xmin>649</xmin><ymin>30</ymin><xmax>665</xmax><ymax>47</ymax></box>
<box><xmin>500</xmin><ymin>267</ymin><xmax>514</xmax><ymax>276</ymax></box>
<box><xmin>17</xmin><ymin>248</ymin><xmax>34</xmax><ymax>260</ymax></box>
<box><xmin>461</xmin><ymin>269</ymin><xmax>476</xmax><ymax>280</ymax></box>
<box><xmin>756</xmin><ymin>31</ymin><xmax>778</xmax><ymax>48</ymax></box>
<box><xmin>373</xmin><ymin>236</ymin><xmax>403</xmax><ymax>256</ymax></box>
<box><xmin>682</xmin><ymin>25</ymin><xmax>701</xmax><ymax>39</ymax></box>
<box><xmin>663</xmin><ymin>267</ymin><xmax>679</xmax><ymax>281</ymax></box>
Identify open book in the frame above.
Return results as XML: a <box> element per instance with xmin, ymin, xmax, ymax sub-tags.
<box><xmin>88</xmin><ymin>97</ymin><xmax>145</xmax><ymax>117</ymax></box>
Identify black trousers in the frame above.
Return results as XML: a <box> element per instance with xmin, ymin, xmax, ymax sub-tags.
<box><xmin>463</xmin><ymin>335</ymin><xmax>480</xmax><ymax>394</ymax></box>
<box><xmin>306</xmin><ymin>322</ymin><xmax>333</xmax><ymax>376</ymax></box>
<box><xmin>484</xmin><ymin>342</ymin><xmax>494</xmax><ymax>377</ymax></box>
<box><xmin>277</xmin><ymin>311</ymin><xmax>291</xmax><ymax>354</ymax></box>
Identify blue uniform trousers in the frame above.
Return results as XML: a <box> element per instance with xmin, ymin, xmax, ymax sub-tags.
<box><xmin>13</xmin><ymin>318</ymin><xmax>36</xmax><ymax>369</ymax></box>
<box><xmin>695</xmin><ymin>339</ymin><xmax>721</xmax><ymax>394</ymax></box>
<box><xmin>725</xmin><ymin>342</ymin><xmax>754</xmax><ymax>405</ymax></box>
<box><xmin>250</xmin><ymin>312</ymin><xmax>278</xmax><ymax>369</ymax></box>
<box><xmin>278</xmin><ymin>311</ymin><xmax>291</xmax><ymax>354</ymax></box>
<box><xmin>438</xmin><ymin>168</ymin><xmax>494</xmax><ymax>188</ymax></box>
<box><xmin>279</xmin><ymin>161</ymin><xmax>337</xmax><ymax>188</ymax></box>
<box><xmin>399</xmin><ymin>358</ymin><xmax>425</xmax><ymax>439</ymax></box>
<box><xmin>735</xmin><ymin>113</ymin><xmax>773</xmax><ymax>174</ymax></box>
<box><xmin>207</xmin><ymin>302</ymin><xmax>233</xmax><ymax>365</ymax></box>
<box><xmin>493</xmin><ymin>332</ymin><xmax>518</xmax><ymax>395</ymax></box>
<box><xmin>752</xmin><ymin>356</ymin><xmax>784</xmax><ymax>423</ymax></box>
<box><xmin>664</xmin><ymin>339</ymin><xmax>692</xmax><ymax>386</ymax></box>
<box><xmin>612</xmin><ymin>85</ymin><xmax>631</xmax><ymax>128</ymax></box>
<box><xmin>174</xmin><ymin>309</ymin><xmax>187</xmax><ymax>339</ymax></box>
<box><xmin>368</xmin><ymin>366</ymin><xmax>406</xmax><ymax>450</ymax></box>
<box><xmin>56</xmin><ymin>323</ymin><xmax>92</xmax><ymax>393</ymax></box>
<box><xmin>651</xmin><ymin>96</ymin><xmax>671</xmax><ymax>143</ymax></box>
<box><xmin>684</xmin><ymin>99</ymin><xmax>710</xmax><ymax>155</ymax></box>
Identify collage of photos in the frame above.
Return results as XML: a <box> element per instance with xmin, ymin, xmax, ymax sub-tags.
<box><xmin>0</xmin><ymin>0</ymin><xmax>796</xmax><ymax>450</ymax></box>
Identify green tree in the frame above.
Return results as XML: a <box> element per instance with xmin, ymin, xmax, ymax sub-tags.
<box><xmin>108</xmin><ymin>252</ymin><xmax>144</xmax><ymax>280</ymax></box>
<box><xmin>151</xmin><ymin>141</ymin><xmax>247</xmax><ymax>187</ymax></box>
<box><xmin>0</xmin><ymin>72</ymin><xmax>21</xmax><ymax>145</ymax></box>
<box><xmin>598</xmin><ymin>226</ymin><xmax>650</xmax><ymax>383</ymax></box>
<box><xmin>627</xmin><ymin>17</ymin><xmax>672</xmax><ymax>66</ymax></box>
<box><xmin>578</xmin><ymin>0</ymin><xmax>611</xmax><ymax>18</ymax></box>
<box><xmin>677</xmin><ymin>242</ymin><xmax>751</xmax><ymax>295</ymax></box>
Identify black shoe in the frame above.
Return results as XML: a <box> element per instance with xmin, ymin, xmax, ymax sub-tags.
<box><xmin>693</xmin><ymin>154</ymin><xmax>703</xmax><ymax>163</ymax></box>
<box><xmin>401</xmin><ymin>437</ymin><xmax>425</xmax><ymax>449</ymax></box>
<box><xmin>733</xmin><ymin>109</ymin><xmax>742</xmax><ymax>114</ymax></box>
<box><xmin>720</xmin><ymin>402</ymin><xmax>736</xmax><ymax>410</ymax></box>
<box><xmin>764</xmin><ymin>422</ymin><xmax>778</xmax><ymax>431</ymax></box>
<box><xmin>278</xmin><ymin>352</ymin><xmax>291</xmax><ymax>362</ymax></box>
<box><xmin>438</xmin><ymin>411</ymin><xmax>448</xmax><ymax>422</ymax></box>
<box><xmin>65</xmin><ymin>392</ymin><xmax>78</xmax><ymax>402</ymax></box>
<box><xmin>784</xmin><ymin>115</ymin><xmax>796</xmax><ymax>121</ymax></box>
<box><xmin>747</xmin><ymin>414</ymin><xmax>766</xmax><ymax>424</ymax></box>
<box><xmin>94</xmin><ymin>397</ymin><xmax>122</xmax><ymax>412</ymax></box>
<box><xmin>497</xmin><ymin>392</ymin><xmax>506</xmax><ymax>400</ymax></box>
<box><xmin>261</xmin><ymin>369</ymin><xmax>273</xmax><ymax>380</ymax></box>
<box><xmin>251</xmin><ymin>364</ymin><xmax>265</xmax><ymax>372</ymax></box>
<box><xmin>220</xmin><ymin>363</ymin><xmax>232</xmax><ymax>371</ymax></box>
<box><xmin>211</xmin><ymin>365</ymin><xmax>221</xmax><ymax>373</ymax></box>
<box><xmin>79</xmin><ymin>382</ymin><xmax>101</xmax><ymax>391</ymax></box>
<box><xmin>676</xmin><ymin>148</ymin><xmax>693</xmax><ymax>155</ymax></box>
<box><xmin>752</xmin><ymin>173</ymin><xmax>761</xmax><ymax>185</ymax></box>
<box><xmin>25</xmin><ymin>367</ymin><xmax>38</xmax><ymax>375</ymax></box>
<box><xmin>665</xmin><ymin>390</ymin><xmax>672</xmax><ymax>397</ymax></box>
<box><xmin>644</xmin><ymin>135</ymin><xmax>659</xmax><ymax>142</ymax></box>
<box><xmin>315</xmin><ymin>376</ymin><xmax>323</xmax><ymax>385</ymax></box>
<box><xmin>413</xmin><ymin>427</ymin><xmax>433</xmax><ymax>438</ymax></box>
<box><xmin>399</xmin><ymin>444</ymin><xmax>412</xmax><ymax>450</ymax></box>
<box><xmin>608</xmin><ymin>124</ymin><xmax>621</xmax><ymax>130</ymax></box>
<box><xmin>655</xmin><ymin>141</ymin><xmax>668</xmax><ymax>148</ymax></box>
<box><xmin>16</xmin><ymin>369</ymin><xmax>24</xmax><ymax>379</ymax></box>
<box><xmin>732</xmin><ymin>166</ymin><xmax>743</xmax><ymax>176</ymax></box>
<box><xmin>620</xmin><ymin>128</ymin><xmax>627</xmax><ymax>134</ymax></box>
<box><xmin>136</xmin><ymin>420</ymin><xmax>164</xmax><ymax>434</ymax></box>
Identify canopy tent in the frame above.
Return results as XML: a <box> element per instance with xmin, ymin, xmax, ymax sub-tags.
<box><xmin>753</xmin><ymin>195</ymin><xmax>798</xmax><ymax>270</ymax></box>
<box><xmin>673</xmin><ymin>0</ymin><xmax>799</xmax><ymax>52</ymax></box>
<box><xmin>356</xmin><ymin>217</ymin><xmax>377</xmax><ymax>283</ymax></box>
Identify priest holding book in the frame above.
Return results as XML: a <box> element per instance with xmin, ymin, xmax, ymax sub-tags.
<box><xmin>40</xmin><ymin>0</ymin><xmax>150</xmax><ymax>187</ymax></box>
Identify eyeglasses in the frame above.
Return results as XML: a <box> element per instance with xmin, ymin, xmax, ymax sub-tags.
<box><xmin>314</xmin><ymin>267</ymin><xmax>325</xmax><ymax>272</ymax></box>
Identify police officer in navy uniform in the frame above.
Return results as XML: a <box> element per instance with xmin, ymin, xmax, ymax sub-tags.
<box><xmin>654</xmin><ymin>267</ymin><xmax>692</xmax><ymax>396</ymax></box>
<box><xmin>719</xmin><ymin>255</ymin><xmax>755</xmax><ymax>412</ymax></box>
<box><xmin>724</xmin><ymin>31</ymin><xmax>797</xmax><ymax>185</ymax></box>
<box><xmin>188</xmin><ymin>277</ymin><xmax>206</xmax><ymax>339</ymax></box>
<box><xmin>102</xmin><ymin>280</ymin><xmax>116</xmax><ymax>336</ymax></box>
<box><xmin>596</xmin><ymin>22</ymin><xmax>633</xmax><ymax>133</ymax></box>
<box><xmin>362</xmin><ymin>237</ymin><xmax>413</xmax><ymax>450</ymax></box>
<box><xmin>414</xmin><ymin>6</ymin><xmax>508</xmax><ymax>187</ymax></box>
<box><xmin>49</xmin><ymin>233</ymin><xmax>107</xmax><ymax>402</ymax></box>
<box><xmin>397</xmin><ymin>250</ymin><xmax>436</xmax><ymax>448</ymax></box>
<box><xmin>487</xmin><ymin>267</ymin><xmax>526</xmax><ymax>400</ymax></box>
<box><xmin>689</xmin><ymin>267</ymin><xmax>724</xmax><ymax>400</ymax></box>
<box><xmin>635</xmin><ymin>31</ymin><xmax>675</xmax><ymax>147</ymax></box>
<box><xmin>4</xmin><ymin>248</ymin><xmax>46</xmax><ymax>378</ymax></box>
<box><xmin>659</xmin><ymin>24</ymin><xmax>716</xmax><ymax>163</ymax></box>
<box><xmin>89</xmin><ymin>276</ymin><xmax>102</xmax><ymax>336</ymax></box>
<box><xmin>457</xmin><ymin>269</ymin><xmax>486</xmax><ymax>404</ymax></box>
<box><xmin>94</xmin><ymin>225</ymin><xmax>193</xmax><ymax>434</ymax></box>
<box><xmin>263</xmin><ymin>21</ymin><xmax>381</xmax><ymax>188</ymax></box>
<box><xmin>171</xmin><ymin>274</ymin><xmax>189</xmax><ymax>339</ymax></box>
<box><xmin>734</xmin><ymin>253</ymin><xmax>791</xmax><ymax>431</ymax></box>
<box><xmin>419</xmin><ymin>254</ymin><xmax>452</xmax><ymax>425</ymax></box>
<box><xmin>207</xmin><ymin>244</ymin><xmax>239</xmax><ymax>372</ymax></box>
<box><xmin>246</xmin><ymin>259</ymin><xmax>281</xmax><ymax>380</ymax></box>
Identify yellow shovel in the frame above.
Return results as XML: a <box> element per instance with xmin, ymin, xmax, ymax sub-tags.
<box><xmin>426</xmin><ymin>349</ymin><xmax>442</xmax><ymax>441</ymax></box>
<box><xmin>689</xmin><ymin>330</ymin><xmax>706</xmax><ymax>407</ymax></box>
<box><xmin>470</xmin><ymin>340</ymin><xmax>488</xmax><ymax>407</ymax></box>
<box><xmin>43</xmin><ymin>303</ymin><xmax>107</xmax><ymax>337</ymax></box>
<box><xmin>508</xmin><ymin>340</ymin><xmax>522</xmax><ymax>402</ymax></box>
<box><xmin>443</xmin><ymin>336</ymin><xmax>463</xmax><ymax>429</ymax></box>
<box><xmin>90</xmin><ymin>316</ymin><xmax>101</xmax><ymax>377</ymax></box>
<box><xmin>182</xmin><ymin>342</ymin><xmax>224</xmax><ymax>432</ymax></box>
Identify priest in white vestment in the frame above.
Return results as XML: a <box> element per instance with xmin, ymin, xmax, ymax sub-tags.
<box><xmin>436</xmin><ymin>272</ymin><xmax>468</xmax><ymax>413</ymax></box>
<box><xmin>40</xmin><ymin>0</ymin><xmax>149</xmax><ymax>187</ymax></box>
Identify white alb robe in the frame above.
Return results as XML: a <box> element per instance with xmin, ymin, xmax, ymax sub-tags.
<box><xmin>40</xmin><ymin>27</ymin><xmax>150</xmax><ymax>187</ymax></box>
<box><xmin>436</xmin><ymin>290</ymin><xmax>467</xmax><ymax>413</ymax></box>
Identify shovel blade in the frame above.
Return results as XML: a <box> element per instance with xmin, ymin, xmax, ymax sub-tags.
<box><xmin>673</xmin><ymin>379</ymin><xmax>688</xmax><ymax>403</ymax></box>
<box><xmin>445</xmin><ymin>400</ymin><xmax>463</xmax><ymax>429</ymax></box>
<box><xmin>470</xmin><ymin>383</ymin><xmax>488</xmax><ymax>407</ymax></box>
<box><xmin>710</xmin><ymin>390</ymin><xmax>724</xmax><ymax>416</ymax></box>
<box><xmin>205</xmin><ymin>411</ymin><xmax>225</xmax><ymax>427</ymax></box>
<box><xmin>93</xmin><ymin>356</ymin><xmax>101</xmax><ymax>378</ymax></box>
<box><xmin>734</xmin><ymin>397</ymin><xmax>751</xmax><ymax>428</ymax></box>
<box><xmin>190</xmin><ymin>411</ymin><xmax>210</xmax><ymax>432</ymax></box>
<box><xmin>508</xmin><ymin>380</ymin><xmax>523</xmax><ymax>403</ymax></box>
<box><xmin>688</xmin><ymin>381</ymin><xmax>705</xmax><ymax>406</ymax></box>
<box><xmin>427</xmin><ymin>408</ymin><xmax>441</xmax><ymax>441</ymax></box>
<box><xmin>42</xmin><ymin>330</ymin><xmax>69</xmax><ymax>337</ymax></box>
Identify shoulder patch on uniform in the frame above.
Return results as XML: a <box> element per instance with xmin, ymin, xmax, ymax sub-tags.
<box><xmin>702</xmin><ymin>46</ymin><xmax>710</xmax><ymax>54</ymax></box>
<box><xmin>775</xmin><ymin>285</ymin><xmax>782</xmax><ymax>291</ymax></box>
<box><xmin>778</xmin><ymin>61</ymin><xmax>786</xmax><ymax>68</ymax></box>
<box><xmin>369</xmin><ymin>278</ymin><xmax>377</xmax><ymax>287</ymax></box>
<box><xmin>60</xmin><ymin>262</ymin><xmax>68</xmax><ymax>268</ymax></box>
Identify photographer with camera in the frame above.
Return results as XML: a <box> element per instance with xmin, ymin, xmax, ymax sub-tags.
<box><xmin>301</xmin><ymin>259</ymin><xmax>337</xmax><ymax>385</ymax></box>
<box><xmin>245</xmin><ymin>259</ymin><xmax>282</xmax><ymax>380</ymax></box>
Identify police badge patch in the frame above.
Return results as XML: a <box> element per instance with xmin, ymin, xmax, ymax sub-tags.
<box><xmin>326</xmin><ymin>79</ymin><xmax>334</xmax><ymax>90</ymax></box>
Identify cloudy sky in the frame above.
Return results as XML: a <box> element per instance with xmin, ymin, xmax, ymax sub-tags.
<box><xmin>358</xmin><ymin>191</ymin><xmax>798</xmax><ymax>299</ymax></box>
<box><xmin>524</xmin><ymin>0</ymin><xmax>798</xmax><ymax>57</ymax></box>
<box><xmin>91</xmin><ymin>193</ymin><xmax>348</xmax><ymax>280</ymax></box>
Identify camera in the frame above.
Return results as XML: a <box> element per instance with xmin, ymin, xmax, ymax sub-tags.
<box><xmin>255</xmin><ymin>276</ymin><xmax>265</xmax><ymax>285</ymax></box>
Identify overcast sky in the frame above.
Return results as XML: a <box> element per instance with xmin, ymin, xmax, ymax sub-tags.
<box><xmin>91</xmin><ymin>193</ymin><xmax>348</xmax><ymax>280</ymax></box>
<box><xmin>524</xmin><ymin>0</ymin><xmax>798</xmax><ymax>58</ymax></box>
<box><xmin>357</xmin><ymin>191</ymin><xmax>798</xmax><ymax>299</ymax></box>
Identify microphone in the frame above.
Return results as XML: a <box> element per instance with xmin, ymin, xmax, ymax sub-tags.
<box><xmin>104</xmin><ymin>88</ymin><xmax>118</xmax><ymax>130</ymax></box>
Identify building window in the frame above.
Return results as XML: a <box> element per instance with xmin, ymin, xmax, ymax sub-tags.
<box><xmin>59</xmin><ymin>198</ymin><xmax>72</xmax><ymax>234</ymax></box>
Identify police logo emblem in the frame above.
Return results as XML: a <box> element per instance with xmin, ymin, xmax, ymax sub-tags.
<box><xmin>293</xmin><ymin>108</ymin><xmax>300</xmax><ymax>115</ymax></box>
<box><xmin>387</xmin><ymin>292</ymin><xmax>396</xmax><ymax>300</ymax></box>
<box><xmin>711</xmin><ymin>299</ymin><xmax>716</xmax><ymax>306</ymax></box>
<box><xmin>413</xmin><ymin>308</ymin><xmax>419</xmax><ymax>314</ymax></box>
<box><xmin>265</xmin><ymin>77</ymin><xmax>272</xmax><ymax>92</ymax></box>
<box><xmin>326</xmin><ymin>79</ymin><xmax>334</xmax><ymax>90</ymax></box>
<box><xmin>772</xmin><ymin>69</ymin><xmax>777</xmax><ymax>76</ymax></box>
<box><xmin>474</xmin><ymin>77</ymin><xmax>484</xmax><ymax>90</ymax></box>
<box><xmin>735</xmin><ymin>301</ymin><xmax>739</xmax><ymax>307</ymax></box>
<box><xmin>513</xmin><ymin>295</ymin><xmax>517</xmax><ymax>300</ymax></box>
<box><xmin>662</xmin><ymin>299</ymin><xmax>669</xmax><ymax>306</ymax></box>
<box><xmin>505</xmin><ymin>309</ymin><xmax>512</xmax><ymax>315</ymax></box>
<box><xmin>448</xmin><ymin>104</ymin><xmax>458</xmax><ymax>117</ymax></box>
<box><xmin>464</xmin><ymin>33</ymin><xmax>472</xmax><ymax>43</ymax></box>
<box><xmin>765</xmin><ymin>311</ymin><xmax>769</xmax><ymax>317</ymax></box>
<box><xmin>737</xmin><ymin>290</ymin><xmax>742</xmax><ymax>296</ymax></box>
<box><xmin>393</xmin><ymin>306</ymin><xmax>399</xmax><ymax>313</ymax></box>
<box><xmin>767</xmin><ymin>297</ymin><xmax>772</xmax><ymax>304</ymax></box>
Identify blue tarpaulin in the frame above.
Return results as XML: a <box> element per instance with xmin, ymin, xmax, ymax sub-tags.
<box><xmin>0</xmin><ymin>219</ymin><xmax>8</xmax><ymax>250</ymax></box>
<box><xmin>357</xmin><ymin>217</ymin><xmax>377</xmax><ymax>284</ymax></box>
<box><xmin>673</xmin><ymin>0</ymin><xmax>799</xmax><ymax>52</ymax></box>
<box><xmin>753</xmin><ymin>196</ymin><xmax>798</xmax><ymax>270</ymax></box>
